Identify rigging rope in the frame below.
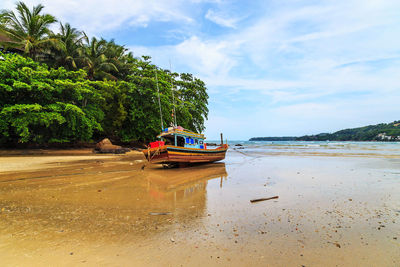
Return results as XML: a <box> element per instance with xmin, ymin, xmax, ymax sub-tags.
<box><xmin>169</xmin><ymin>60</ymin><xmax>177</xmax><ymax>127</ymax></box>
<box><xmin>155</xmin><ymin>68</ymin><xmax>164</xmax><ymax>130</ymax></box>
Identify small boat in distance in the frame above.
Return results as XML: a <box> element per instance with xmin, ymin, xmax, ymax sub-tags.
<box><xmin>143</xmin><ymin>126</ymin><xmax>228</xmax><ymax>167</ymax></box>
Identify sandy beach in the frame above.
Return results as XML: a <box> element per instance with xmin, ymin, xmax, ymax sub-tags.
<box><xmin>0</xmin><ymin>143</ymin><xmax>399</xmax><ymax>266</ymax></box>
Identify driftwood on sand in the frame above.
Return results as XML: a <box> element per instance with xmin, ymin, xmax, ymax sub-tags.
<box><xmin>250</xmin><ymin>196</ymin><xmax>279</xmax><ymax>203</ymax></box>
<box><xmin>149</xmin><ymin>212</ymin><xmax>172</xmax><ymax>215</ymax></box>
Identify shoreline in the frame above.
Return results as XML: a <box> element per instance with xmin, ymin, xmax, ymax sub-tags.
<box><xmin>0</xmin><ymin>149</ymin><xmax>144</xmax><ymax>173</ymax></box>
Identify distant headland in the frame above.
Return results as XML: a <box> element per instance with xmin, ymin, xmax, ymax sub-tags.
<box><xmin>250</xmin><ymin>120</ymin><xmax>400</xmax><ymax>142</ymax></box>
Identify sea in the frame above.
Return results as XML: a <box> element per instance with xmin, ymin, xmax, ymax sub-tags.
<box><xmin>207</xmin><ymin>140</ymin><xmax>400</xmax><ymax>157</ymax></box>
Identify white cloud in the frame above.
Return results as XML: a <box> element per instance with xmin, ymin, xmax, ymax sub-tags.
<box><xmin>174</xmin><ymin>36</ymin><xmax>240</xmax><ymax>76</ymax></box>
<box><xmin>1</xmin><ymin>0</ymin><xmax>194</xmax><ymax>35</ymax></box>
<box><xmin>204</xmin><ymin>9</ymin><xmax>240</xmax><ymax>28</ymax></box>
<box><xmin>130</xmin><ymin>35</ymin><xmax>241</xmax><ymax>78</ymax></box>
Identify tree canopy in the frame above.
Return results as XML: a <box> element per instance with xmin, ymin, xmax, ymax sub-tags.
<box><xmin>0</xmin><ymin>2</ymin><xmax>209</xmax><ymax>147</ymax></box>
<box><xmin>0</xmin><ymin>1</ymin><xmax>58</xmax><ymax>60</ymax></box>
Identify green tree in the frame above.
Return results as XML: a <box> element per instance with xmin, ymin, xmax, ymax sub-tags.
<box><xmin>89</xmin><ymin>80</ymin><xmax>128</xmax><ymax>139</ymax></box>
<box><xmin>119</xmin><ymin>56</ymin><xmax>209</xmax><ymax>141</ymax></box>
<box><xmin>0</xmin><ymin>52</ymin><xmax>103</xmax><ymax>145</ymax></box>
<box><xmin>78</xmin><ymin>37</ymin><xmax>119</xmax><ymax>80</ymax></box>
<box><xmin>102</xmin><ymin>39</ymin><xmax>133</xmax><ymax>80</ymax></box>
<box><xmin>175</xmin><ymin>73</ymin><xmax>209</xmax><ymax>133</ymax></box>
<box><xmin>120</xmin><ymin>57</ymin><xmax>174</xmax><ymax>141</ymax></box>
<box><xmin>0</xmin><ymin>1</ymin><xmax>58</xmax><ymax>60</ymax></box>
<box><xmin>49</xmin><ymin>22</ymin><xmax>84</xmax><ymax>70</ymax></box>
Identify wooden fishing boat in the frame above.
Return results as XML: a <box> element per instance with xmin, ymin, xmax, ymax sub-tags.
<box><xmin>143</xmin><ymin>126</ymin><xmax>228</xmax><ymax>166</ymax></box>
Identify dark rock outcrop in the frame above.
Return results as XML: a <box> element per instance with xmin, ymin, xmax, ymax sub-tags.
<box><xmin>93</xmin><ymin>138</ymin><xmax>131</xmax><ymax>154</ymax></box>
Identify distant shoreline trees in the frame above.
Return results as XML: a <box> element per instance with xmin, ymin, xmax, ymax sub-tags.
<box><xmin>0</xmin><ymin>2</ymin><xmax>209</xmax><ymax>147</ymax></box>
<box><xmin>296</xmin><ymin>121</ymin><xmax>400</xmax><ymax>141</ymax></box>
<box><xmin>249</xmin><ymin>121</ymin><xmax>400</xmax><ymax>142</ymax></box>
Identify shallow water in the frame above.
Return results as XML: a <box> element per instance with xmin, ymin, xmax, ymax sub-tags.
<box><xmin>225</xmin><ymin>140</ymin><xmax>400</xmax><ymax>157</ymax></box>
<box><xmin>0</xmin><ymin>143</ymin><xmax>399</xmax><ymax>266</ymax></box>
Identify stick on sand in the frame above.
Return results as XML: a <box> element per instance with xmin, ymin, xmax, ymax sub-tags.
<box><xmin>250</xmin><ymin>196</ymin><xmax>279</xmax><ymax>203</ymax></box>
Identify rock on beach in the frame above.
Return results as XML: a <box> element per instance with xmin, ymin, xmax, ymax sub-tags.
<box><xmin>93</xmin><ymin>138</ymin><xmax>130</xmax><ymax>154</ymax></box>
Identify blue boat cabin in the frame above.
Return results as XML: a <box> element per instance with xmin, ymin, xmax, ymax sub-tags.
<box><xmin>183</xmin><ymin>135</ymin><xmax>205</xmax><ymax>149</ymax></box>
<box><xmin>157</xmin><ymin>127</ymin><xmax>206</xmax><ymax>149</ymax></box>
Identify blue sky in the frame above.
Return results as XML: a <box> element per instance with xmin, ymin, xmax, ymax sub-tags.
<box><xmin>2</xmin><ymin>0</ymin><xmax>400</xmax><ymax>140</ymax></box>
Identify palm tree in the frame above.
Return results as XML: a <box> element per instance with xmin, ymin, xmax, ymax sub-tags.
<box><xmin>49</xmin><ymin>22</ymin><xmax>84</xmax><ymax>69</ymax></box>
<box><xmin>103</xmin><ymin>39</ymin><xmax>133</xmax><ymax>80</ymax></box>
<box><xmin>0</xmin><ymin>1</ymin><xmax>57</xmax><ymax>60</ymax></box>
<box><xmin>78</xmin><ymin>37</ymin><xmax>119</xmax><ymax>80</ymax></box>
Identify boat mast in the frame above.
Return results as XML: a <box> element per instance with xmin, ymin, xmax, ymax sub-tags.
<box><xmin>169</xmin><ymin>60</ymin><xmax>178</xmax><ymax>127</ymax></box>
<box><xmin>155</xmin><ymin>68</ymin><xmax>164</xmax><ymax>130</ymax></box>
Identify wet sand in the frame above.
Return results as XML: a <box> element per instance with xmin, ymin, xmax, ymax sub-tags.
<box><xmin>0</xmin><ymin>146</ymin><xmax>399</xmax><ymax>266</ymax></box>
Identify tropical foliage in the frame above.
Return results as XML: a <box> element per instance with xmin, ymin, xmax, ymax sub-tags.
<box><xmin>0</xmin><ymin>1</ymin><xmax>58</xmax><ymax>60</ymax></box>
<box><xmin>48</xmin><ymin>22</ymin><xmax>84</xmax><ymax>70</ymax></box>
<box><xmin>0</xmin><ymin>2</ymin><xmax>209</xmax><ymax>147</ymax></box>
<box><xmin>0</xmin><ymin>53</ymin><xmax>103</xmax><ymax>144</ymax></box>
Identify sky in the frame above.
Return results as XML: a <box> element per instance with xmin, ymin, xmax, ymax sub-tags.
<box><xmin>2</xmin><ymin>0</ymin><xmax>400</xmax><ymax>140</ymax></box>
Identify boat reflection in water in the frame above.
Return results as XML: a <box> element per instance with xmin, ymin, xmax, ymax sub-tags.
<box><xmin>146</xmin><ymin>162</ymin><xmax>227</xmax><ymax>205</ymax></box>
<box><xmin>0</xmin><ymin>161</ymin><xmax>228</xmax><ymax>242</ymax></box>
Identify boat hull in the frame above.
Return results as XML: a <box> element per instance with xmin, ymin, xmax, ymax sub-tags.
<box><xmin>143</xmin><ymin>144</ymin><xmax>228</xmax><ymax>164</ymax></box>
